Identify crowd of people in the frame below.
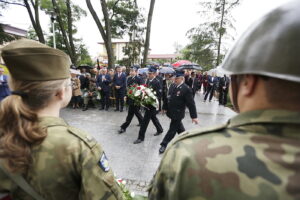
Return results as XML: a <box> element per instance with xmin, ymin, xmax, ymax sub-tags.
<box><xmin>67</xmin><ymin>65</ymin><xmax>230</xmax><ymax>113</ymax></box>
<box><xmin>1</xmin><ymin>1</ymin><xmax>300</xmax><ymax>199</ymax></box>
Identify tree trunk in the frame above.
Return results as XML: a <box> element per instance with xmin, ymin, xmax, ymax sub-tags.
<box><xmin>142</xmin><ymin>0</ymin><xmax>155</xmax><ymax>67</ymax></box>
<box><xmin>100</xmin><ymin>0</ymin><xmax>114</xmax><ymax>69</ymax></box>
<box><xmin>66</xmin><ymin>0</ymin><xmax>77</xmax><ymax>65</ymax></box>
<box><xmin>216</xmin><ymin>0</ymin><xmax>225</xmax><ymax>66</ymax></box>
<box><xmin>24</xmin><ymin>0</ymin><xmax>45</xmax><ymax>43</ymax></box>
<box><xmin>86</xmin><ymin>0</ymin><xmax>114</xmax><ymax>69</ymax></box>
<box><xmin>51</xmin><ymin>0</ymin><xmax>74</xmax><ymax>64</ymax></box>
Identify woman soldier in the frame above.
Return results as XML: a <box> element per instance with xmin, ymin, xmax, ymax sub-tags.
<box><xmin>0</xmin><ymin>39</ymin><xmax>123</xmax><ymax>200</ymax></box>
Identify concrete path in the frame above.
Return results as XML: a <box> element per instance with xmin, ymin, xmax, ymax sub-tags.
<box><xmin>61</xmin><ymin>92</ymin><xmax>236</xmax><ymax>195</ymax></box>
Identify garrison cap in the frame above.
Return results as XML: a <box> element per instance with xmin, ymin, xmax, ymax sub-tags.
<box><xmin>1</xmin><ymin>39</ymin><xmax>71</xmax><ymax>81</ymax></box>
<box><xmin>222</xmin><ymin>0</ymin><xmax>300</xmax><ymax>83</ymax></box>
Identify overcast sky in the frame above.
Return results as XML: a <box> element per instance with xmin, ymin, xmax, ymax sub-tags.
<box><xmin>0</xmin><ymin>0</ymin><xmax>290</xmax><ymax>59</ymax></box>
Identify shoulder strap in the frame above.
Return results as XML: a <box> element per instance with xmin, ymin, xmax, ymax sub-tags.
<box><xmin>0</xmin><ymin>162</ymin><xmax>45</xmax><ymax>200</ymax></box>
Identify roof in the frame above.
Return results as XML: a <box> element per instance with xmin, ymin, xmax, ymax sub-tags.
<box><xmin>1</xmin><ymin>24</ymin><xmax>27</xmax><ymax>37</ymax></box>
<box><xmin>148</xmin><ymin>54</ymin><xmax>180</xmax><ymax>59</ymax></box>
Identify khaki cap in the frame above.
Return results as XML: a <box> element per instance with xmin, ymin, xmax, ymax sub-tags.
<box><xmin>1</xmin><ymin>39</ymin><xmax>71</xmax><ymax>81</ymax></box>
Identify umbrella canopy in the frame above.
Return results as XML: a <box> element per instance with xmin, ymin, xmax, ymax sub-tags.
<box><xmin>172</xmin><ymin>60</ymin><xmax>192</xmax><ymax>67</ymax></box>
<box><xmin>176</xmin><ymin>64</ymin><xmax>203</xmax><ymax>71</ymax></box>
<box><xmin>138</xmin><ymin>68</ymin><xmax>149</xmax><ymax>75</ymax></box>
<box><xmin>159</xmin><ymin>67</ymin><xmax>175</xmax><ymax>74</ymax></box>
<box><xmin>77</xmin><ymin>64</ymin><xmax>93</xmax><ymax>71</ymax></box>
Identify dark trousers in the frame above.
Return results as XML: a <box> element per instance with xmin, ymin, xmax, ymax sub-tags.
<box><xmin>161</xmin><ymin>119</ymin><xmax>185</xmax><ymax>147</ymax></box>
<box><xmin>138</xmin><ymin>108</ymin><xmax>163</xmax><ymax>140</ymax></box>
<box><xmin>115</xmin><ymin>89</ymin><xmax>125</xmax><ymax>110</ymax></box>
<box><xmin>100</xmin><ymin>90</ymin><xmax>110</xmax><ymax>109</ymax></box>
<box><xmin>121</xmin><ymin>105</ymin><xmax>143</xmax><ymax>130</ymax></box>
<box><xmin>219</xmin><ymin>89</ymin><xmax>228</xmax><ymax>105</ymax></box>
<box><xmin>204</xmin><ymin>85</ymin><xmax>215</xmax><ymax>101</ymax></box>
<box><xmin>203</xmin><ymin>85</ymin><xmax>208</xmax><ymax>94</ymax></box>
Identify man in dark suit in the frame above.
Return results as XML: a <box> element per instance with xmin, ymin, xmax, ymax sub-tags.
<box><xmin>159</xmin><ymin>71</ymin><xmax>198</xmax><ymax>154</ymax></box>
<box><xmin>96</xmin><ymin>68</ymin><xmax>111</xmax><ymax>110</ymax></box>
<box><xmin>118</xmin><ymin>66</ymin><xmax>144</xmax><ymax>133</ymax></box>
<box><xmin>204</xmin><ymin>72</ymin><xmax>218</xmax><ymax>102</ymax></box>
<box><xmin>113</xmin><ymin>66</ymin><xmax>127</xmax><ymax>112</ymax></box>
<box><xmin>134</xmin><ymin>66</ymin><xmax>164</xmax><ymax>144</ymax></box>
<box><xmin>0</xmin><ymin>67</ymin><xmax>10</xmax><ymax>101</ymax></box>
<box><xmin>218</xmin><ymin>74</ymin><xmax>230</xmax><ymax>106</ymax></box>
<box><xmin>190</xmin><ymin>72</ymin><xmax>199</xmax><ymax>98</ymax></box>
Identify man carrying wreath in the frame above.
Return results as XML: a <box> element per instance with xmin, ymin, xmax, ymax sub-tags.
<box><xmin>134</xmin><ymin>66</ymin><xmax>164</xmax><ymax>144</ymax></box>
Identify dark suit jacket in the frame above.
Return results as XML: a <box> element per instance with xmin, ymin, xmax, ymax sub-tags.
<box><xmin>113</xmin><ymin>73</ymin><xmax>127</xmax><ymax>91</ymax></box>
<box><xmin>127</xmin><ymin>76</ymin><xmax>143</xmax><ymax>105</ymax></box>
<box><xmin>96</xmin><ymin>74</ymin><xmax>111</xmax><ymax>92</ymax></box>
<box><xmin>163</xmin><ymin>83</ymin><xmax>197</xmax><ymax>120</ymax></box>
<box><xmin>219</xmin><ymin>76</ymin><xmax>230</xmax><ymax>91</ymax></box>
<box><xmin>0</xmin><ymin>75</ymin><xmax>10</xmax><ymax>100</ymax></box>
<box><xmin>208</xmin><ymin>76</ymin><xmax>219</xmax><ymax>90</ymax></box>
<box><xmin>146</xmin><ymin>78</ymin><xmax>162</xmax><ymax>99</ymax></box>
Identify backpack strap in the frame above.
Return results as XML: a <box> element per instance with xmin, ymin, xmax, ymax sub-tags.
<box><xmin>0</xmin><ymin>162</ymin><xmax>45</xmax><ymax>200</ymax></box>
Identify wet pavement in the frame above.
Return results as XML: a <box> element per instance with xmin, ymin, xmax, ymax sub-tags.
<box><xmin>61</xmin><ymin>92</ymin><xmax>236</xmax><ymax>195</ymax></box>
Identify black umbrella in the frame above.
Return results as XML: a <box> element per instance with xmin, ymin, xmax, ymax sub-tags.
<box><xmin>77</xmin><ymin>65</ymin><xmax>93</xmax><ymax>71</ymax></box>
<box><xmin>176</xmin><ymin>63</ymin><xmax>202</xmax><ymax>71</ymax></box>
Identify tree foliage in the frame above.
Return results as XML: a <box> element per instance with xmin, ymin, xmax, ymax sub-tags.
<box><xmin>185</xmin><ymin>0</ymin><xmax>240</xmax><ymax>69</ymax></box>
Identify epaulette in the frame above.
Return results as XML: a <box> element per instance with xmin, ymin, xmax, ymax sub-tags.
<box><xmin>67</xmin><ymin>127</ymin><xmax>97</xmax><ymax>149</ymax></box>
<box><xmin>170</xmin><ymin>123</ymin><xmax>228</xmax><ymax>146</ymax></box>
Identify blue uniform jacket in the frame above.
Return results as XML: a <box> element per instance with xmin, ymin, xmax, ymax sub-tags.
<box><xmin>113</xmin><ymin>73</ymin><xmax>126</xmax><ymax>91</ymax></box>
<box><xmin>96</xmin><ymin>74</ymin><xmax>111</xmax><ymax>92</ymax></box>
<box><xmin>0</xmin><ymin>75</ymin><xmax>10</xmax><ymax>101</ymax></box>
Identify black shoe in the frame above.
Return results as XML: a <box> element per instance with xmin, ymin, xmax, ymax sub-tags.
<box><xmin>136</xmin><ymin>124</ymin><xmax>141</xmax><ymax>127</ymax></box>
<box><xmin>99</xmin><ymin>107</ymin><xmax>104</xmax><ymax>110</ymax></box>
<box><xmin>154</xmin><ymin>131</ymin><xmax>163</xmax><ymax>136</ymax></box>
<box><xmin>118</xmin><ymin>128</ymin><xmax>125</xmax><ymax>134</ymax></box>
<box><xmin>120</xmin><ymin>108</ymin><xmax>123</xmax><ymax>112</ymax></box>
<box><xmin>133</xmin><ymin>139</ymin><xmax>143</xmax><ymax>144</ymax></box>
<box><xmin>105</xmin><ymin>108</ymin><xmax>109</xmax><ymax>111</ymax></box>
<box><xmin>159</xmin><ymin>146</ymin><xmax>166</xmax><ymax>154</ymax></box>
<box><xmin>82</xmin><ymin>106</ymin><xmax>88</xmax><ymax>111</ymax></box>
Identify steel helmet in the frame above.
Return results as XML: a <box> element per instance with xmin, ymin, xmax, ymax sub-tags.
<box><xmin>222</xmin><ymin>0</ymin><xmax>300</xmax><ymax>83</ymax></box>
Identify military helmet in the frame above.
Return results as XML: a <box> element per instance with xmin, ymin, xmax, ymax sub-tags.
<box><xmin>222</xmin><ymin>0</ymin><xmax>300</xmax><ymax>83</ymax></box>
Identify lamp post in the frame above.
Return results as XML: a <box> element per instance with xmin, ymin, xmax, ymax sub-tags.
<box><xmin>50</xmin><ymin>12</ymin><xmax>57</xmax><ymax>49</ymax></box>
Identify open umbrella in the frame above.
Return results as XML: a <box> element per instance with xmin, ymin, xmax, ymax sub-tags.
<box><xmin>138</xmin><ymin>68</ymin><xmax>148</xmax><ymax>75</ymax></box>
<box><xmin>176</xmin><ymin>63</ymin><xmax>203</xmax><ymax>71</ymax></box>
<box><xmin>77</xmin><ymin>64</ymin><xmax>93</xmax><ymax>71</ymax></box>
<box><xmin>159</xmin><ymin>67</ymin><xmax>175</xmax><ymax>74</ymax></box>
<box><xmin>172</xmin><ymin>60</ymin><xmax>192</xmax><ymax>67</ymax></box>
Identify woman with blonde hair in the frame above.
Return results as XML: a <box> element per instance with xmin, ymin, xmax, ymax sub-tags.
<box><xmin>0</xmin><ymin>39</ymin><xmax>123</xmax><ymax>200</ymax></box>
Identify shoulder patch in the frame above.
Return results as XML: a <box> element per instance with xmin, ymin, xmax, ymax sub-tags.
<box><xmin>67</xmin><ymin>127</ymin><xmax>97</xmax><ymax>149</ymax></box>
<box><xmin>171</xmin><ymin>123</ymin><xmax>228</xmax><ymax>146</ymax></box>
<box><xmin>98</xmin><ymin>153</ymin><xmax>110</xmax><ymax>172</ymax></box>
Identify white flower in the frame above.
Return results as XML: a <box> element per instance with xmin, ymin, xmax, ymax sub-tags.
<box><xmin>131</xmin><ymin>192</ymin><xmax>135</xmax><ymax>197</ymax></box>
<box><xmin>145</xmin><ymin>96</ymin><xmax>148</xmax><ymax>99</ymax></box>
<box><xmin>122</xmin><ymin>180</ymin><xmax>127</xmax><ymax>185</ymax></box>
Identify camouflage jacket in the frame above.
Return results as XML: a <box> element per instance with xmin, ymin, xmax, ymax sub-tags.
<box><xmin>148</xmin><ymin>109</ymin><xmax>300</xmax><ymax>200</ymax></box>
<box><xmin>0</xmin><ymin>117</ymin><xmax>123</xmax><ymax>200</ymax></box>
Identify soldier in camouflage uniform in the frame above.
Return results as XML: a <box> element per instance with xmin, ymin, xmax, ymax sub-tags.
<box><xmin>82</xmin><ymin>74</ymin><xmax>99</xmax><ymax>111</ymax></box>
<box><xmin>0</xmin><ymin>39</ymin><xmax>123</xmax><ymax>200</ymax></box>
<box><xmin>148</xmin><ymin>1</ymin><xmax>300</xmax><ymax>200</ymax></box>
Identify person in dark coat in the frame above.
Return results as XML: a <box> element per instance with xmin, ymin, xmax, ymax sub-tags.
<box><xmin>218</xmin><ymin>74</ymin><xmax>230</xmax><ymax>105</ymax></box>
<box><xmin>196</xmin><ymin>71</ymin><xmax>203</xmax><ymax>92</ymax></box>
<box><xmin>118</xmin><ymin>67</ymin><xmax>144</xmax><ymax>133</ymax></box>
<box><xmin>204</xmin><ymin>72</ymin><xmax>218</xmax><ymax>102</ymax></box>
<box><xmin>159</xmin><ymin>71</ymin><xmax>198</xmax><ymax>154</ymax></box>
<box><xmin>113</xmin><ymin>66</ymin><xmax>127</xmax><ymax>112</ymax></box>
<box><xmin>202</xmin><ymin>72</ymin><xmax>209</xmax><ymax>94</ymax></box>
<box><xmin>190</xmin><ymin>72</ymin><xmax>199</xmax><ymax>98</ymax></box>
<box><xmin>0</xmin><ymin>67</ymin><xmax>10</xmax><ymax>101</ymax></box>
<box><xmin>134</xmin><ymin>67</ymin><xmax>164</xmax><ymax>144</ymax></box>
<box><xmin>96</xmin><ymin>68</ymin><xmax>111</xmax><ymax>110</ymax></box>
